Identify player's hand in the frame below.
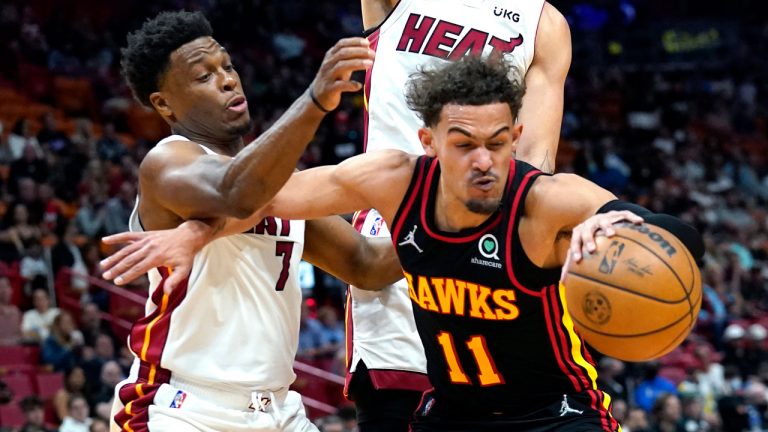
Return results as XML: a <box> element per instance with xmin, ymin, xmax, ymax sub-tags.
<box><xmin>310</xmin><ymin>37</ymin><xmax>374</xmax><ymax>112</ymax></box>
<box><xmin>100</xmin><ymin>220</ymin><xmax>214</xmax><ymax>293</ymax></box>
<box><xmin>561</xmin><ymin>211</ymin><xmax>644</xmax><ymax>281</ymax></box>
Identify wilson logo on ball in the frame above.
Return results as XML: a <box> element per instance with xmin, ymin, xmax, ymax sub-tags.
<box><xmin>620</xmin><ymin>223</ymin><xmax>678</xmax><ymax>257</ymax></box>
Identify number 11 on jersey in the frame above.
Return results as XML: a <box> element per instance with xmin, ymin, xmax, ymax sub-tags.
<box><xmin>437</xmin><ymin>332</ymin><xmax>504</xmax><ymax>386</ymax></box>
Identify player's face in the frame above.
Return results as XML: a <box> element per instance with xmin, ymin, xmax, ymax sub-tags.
<box><xmin>155</xmin><ymin>37</ymin><xmax>251</xmax><ymax>140</ymax></box>
<box><xmin>427</xmin><ymin>103</ymin><xmax>520</xmax><ymax>215</ymax></box>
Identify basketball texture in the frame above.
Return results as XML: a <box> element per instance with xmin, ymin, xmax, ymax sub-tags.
<box><xmin>564</xmin><ymin>222</ymin><xmax>702</xmax><ymax>362</ymax></box>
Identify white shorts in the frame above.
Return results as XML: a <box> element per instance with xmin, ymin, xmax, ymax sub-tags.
<box><xmin>110</xmin><ymin>377</ymin><xmax>317</xmax><ymax>432</ymax></box>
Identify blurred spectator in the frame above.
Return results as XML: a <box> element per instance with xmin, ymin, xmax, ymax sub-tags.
<box><xmin>680</xmin><ymin>394</ymin><xmax>718</xmax><ymax>432</ymax></box>
<box><xmin>50</xmin><ymin>221</ymin><xmax>89</xmax><ymax>294</ymax></box>
<box><xmin>74</xmin><ymin>193</ymin><xmax>106</xmax><ymax>238</ymax></box>
<box><xmin>649</xmin><ymin>393</ymin><xmax>684</xmax><ymax>432</ymax></box>
<box><xmin>89</xmin><ymin>418</ymin><xmax>108</xmax><ymax>432</ymax></box>
<box><xmin>597</xmin><ymin>357</ymin><xmax>627</xmax><ymax>401</ymax></box>
<box><xmin>41</xmin><ymin>310</ymin><xmax>84</xmax><ymax>371</ymax></box>
<box><xmin>743</xmin><ymin>381</ymin><xmax>768</xmax><ymax>431</ymax></box>
<box><xmin>691</xmin><ymin>343</ymin><xmax>727</xmax><ymax>414</ymax></box>
<box><xmin>624</xmin><ymin>407</ymin><xmax>652</xmax><ymax>432</ymax></box>
<box><xmin>0</xmin><ymin>275</ymin><xmax>22</xmax><ymax>345</ymax></box>
<box><xmin>316</xmin><ymin>306</ymin><xmax>344</xmax><ymax>359</ymax></box>
<box><xmin>95</xmin><ymin>123</ymin><xmax>125</xmax><ymax>162</ymax></box>
<box><xmin>8</xmin><ymin>143</ymin><xmax>49</xmax><ymax>190</ymax></box>
<box><xmin>79</xmin><ymin>302</ymin><xmax>114</xmax><ymax>348</ymax></box>
<box><xmin>19</xmin><ymin>237</ymin><xmax>50</xmax><ymax>295</ymax></box>
<box><xmin>58</xmin><ymin>394</ymin><xmax>92</xmax><ymax>432</ymax></box>
<box><xmin>102</xmin><ymin>182</ymin><xmax>134</xmax><ymax>235</ymax></box>
<box><xmin>0</xmin><ymin>202</ymin><xmax>42</xmax><ymax>262</ymax></box>
<box><xmin>314</xmin><ymin>414</ymin><xmax>344</xmax><ymax>432</ymax></box>
<box><xmin>18</xmin><ymin>395</ymin><xmax>55</xmax><ymax>432</ymax></box>
<box><xmin>612</xmin><ymin>398</ymin><xmax>628</xmax><ymax>425</ymax></box>
<box><xmin>89</xmin><ymin>360</ymin><xmax>123</xmax><ymax>411</ymax></box>
<box><xmin>7</xmin><ymin>118</ymin><xmax>43</xmax><ymax>161</ymax></box>
<box><xmin>297</xmin><ymin>299</ymin><xmax>325</xmax><ymax>360</ymax></box>
<box><xmin>80</xmin><ymin>332</ymin><xmax>116</xmax><ymax>389</ymax></box>
<box><xmin>635</xmin><ymin>362</ymin><xmax>678</xmax><ymax>412</ymax></box>
<box><xmin>21</xmin><ymin>287</ymin><xmax>59</xmax><ymax>343</ymax></box>
<box><xmin>37</xmin><ymin>112</ymin><xmax>71</xmax><ymax>156</ymax></box>
<box><xmin>53</xmin><ymin>366</ymin><xmax>88</xmax><ymax>422</ymax></box>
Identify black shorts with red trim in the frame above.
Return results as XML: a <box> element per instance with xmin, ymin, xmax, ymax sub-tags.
<box><xmin>410</xmin><ymin>390</ymin><xmax>619</xmax><ymax>432</ymax></box>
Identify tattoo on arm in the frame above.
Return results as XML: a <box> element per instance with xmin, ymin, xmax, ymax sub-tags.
<box><xmin>539</xmin><ymin>150</ymin><xmax>554</xmax><ymax>174</ymax></box>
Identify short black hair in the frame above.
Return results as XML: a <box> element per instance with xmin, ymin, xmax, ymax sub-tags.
<box><xmin>121</xmin><ymin>11</ymin><xmax>213</xmax><ymax>107</ymax></box>
<box><xmin>405</xmin><ymin>56</ymin><xmax>525</xmax><ymax>128</ymax></box>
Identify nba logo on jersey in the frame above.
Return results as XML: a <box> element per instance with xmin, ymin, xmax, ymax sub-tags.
<box><xmin>170</xmin><ymin>390</ymin><xmax>187</xmax><ymax>409</ymax></box>
<box><xmin>370</xmin><ymin>216</ymin><xmax>383</xmax><ymax>236</ymax></box>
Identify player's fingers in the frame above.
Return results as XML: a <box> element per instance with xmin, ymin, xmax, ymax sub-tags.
<box><xmin>328</xmin><ymin>46</ymin><xmax>375</xmax><ymax>62</ymax></box>
<box><xmin>568</xmin><ymin>226</ymin><xmax>585</xmax><ymax>263</ymax></box>
<box><xmin>580</xmin><ymin>220</ymin><xmax>600</xmax><ymax>253</ymax></box>
<box><xmin>102</xmin><ymin>232</ymin><xmax>144</xmax><ymax>245</ymax></box>
<box><xmin>328</xmin><ymin>37</ymin><xmax>370</xmax><ymax>54</ymax></box>
<box><xmin>331</xmin><ymin>80</ymin><xmax>364</xmax><ymax>93</ymax></box>
<box><xmin>114</xmin><ymin>255</ymin><xmax>154</xmax><ymax>286</ymax></box>
<box><xmin>561</xmin><ymin>251</ymin><xmax>573</xmax><ymax>282</ymax></box>
<box><xmin>329</xmin><ymin>59</ymin><xmax>374</xmax><ymax>77</ymax></box>
<box><xmin>100</xmin><ymin>241</ymin><xmax>144</xmax><ymax>277</ymax></box>
<box><xmin>163</xmin><ymin>265</ymin><xmax>191</xmax><ymax>294</ymax></box>
<box><xmin>105</xmin><ymin>246</ymin><xmax>147</xmax><ymax>283</ymax></box>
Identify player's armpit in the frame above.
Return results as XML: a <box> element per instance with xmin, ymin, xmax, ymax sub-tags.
<box><xmin>515</xmin><ymin>2</ymin><xmax>571</xmax><ymax>174</ymax></box>
<box><xmin>303</xmin><ymin>216</ymin><xmax>403</xmax><ymax>290</ymax></box>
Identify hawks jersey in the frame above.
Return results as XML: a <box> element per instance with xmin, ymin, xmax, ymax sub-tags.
<box><xmin>364</xmin><ymin>0</ymin><xmax>544</xmax><ymax>154</ymax></box>
<box><xmin>391</xmin><ymin>156</ymin><xmax>611</xmax><ymax>415</ymax></box>
<box><xmin>126</xmin><ymin>135</ymin><xmax>305</xmax><ymax>393</ymax></box>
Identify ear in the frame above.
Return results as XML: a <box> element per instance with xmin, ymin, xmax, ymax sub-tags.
<box><xmin>418</xmin><ymin>127</ymin><xmax>437</xmax><ymax>157</ymax></box>
<box><xmin>149</xmin><ymin>92</ymin><xmax>173</xmax><ymax>119</ymax></box>
<box><xmin>510</xmin><ymin>123</ymin><xmax>523</xmax><ymax>153</ymax></box>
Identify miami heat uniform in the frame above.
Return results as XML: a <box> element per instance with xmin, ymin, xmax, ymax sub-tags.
<box><xmin>110</xmin><ymin>135</ymin><xmax>316</xmax><ymax>432</ymax></box>
<box><xmin>392</xmin><ymin>157</ymin><xmax>619</xmax><ymax>431</ymax></box>
<box><xmin>347</xmin><ymin>0</ymin><xmax>546</xmax><ymax>427</ymax></box>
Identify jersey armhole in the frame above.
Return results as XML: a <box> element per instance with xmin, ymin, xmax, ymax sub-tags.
<box><xmin>390</xmin><ymin>156</ymin><xmax>429</xmax><ymax>242</ymax></box>
<box><xmin>362</xmin><ymin>0</ymin><xmax>405</xmax><ymax>36</ymax></box>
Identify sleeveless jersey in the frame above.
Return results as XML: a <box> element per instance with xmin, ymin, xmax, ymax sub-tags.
<box><xmin>346</xmin><ymin>0</ymin><xmax>545</xmax><ymax>390</ymax></box>
<box><xmin>390</xmin><ymin>156</ymin><xmax>607</xmax><ymax>414</ymax></box>
<box><xmin>127</xmin><ymin>134</ymin><xmax>305</xmax><ymax>393</ymax></box>
<box><xmin>364</xmin><ymin>0</ymin><xmax>544</xmax><ymax>154</ymax></box>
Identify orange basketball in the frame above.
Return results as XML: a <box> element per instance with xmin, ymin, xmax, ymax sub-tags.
<box><xmin>564</xmin><ymin>222</ymin><xmax>702</xmax><ymax>362</ymax></box>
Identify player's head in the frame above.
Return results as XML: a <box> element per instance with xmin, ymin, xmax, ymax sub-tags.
<box><xmin>121</xmin><ymin>11</ymin><xmax>251</xmax><ymax>141</ymax></box>
<box><xmin>406</xmin><ymin>56</ymin><xmax>525</xmax><ymax>215</ymax></box>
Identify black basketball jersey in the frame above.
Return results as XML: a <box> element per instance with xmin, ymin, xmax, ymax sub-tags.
<box><xmin>391</xmin><ymin>156</ymin><xmax>611</xmax><ymax>416</ymax></box>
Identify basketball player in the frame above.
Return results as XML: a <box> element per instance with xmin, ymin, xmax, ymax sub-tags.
<box><xmin>346</xmin><ymin>2</ymin><xmax>571</xmax><ymax>428</ymax></box>
<box><xmin>107</xmin><ymin>11</ymin><xmax>402</xmax><ymax>432</ymax></box>
<box><xmin>103</xmin><ymin>56</ymin><xmax>704</xmax><ymax>430</ymax></box>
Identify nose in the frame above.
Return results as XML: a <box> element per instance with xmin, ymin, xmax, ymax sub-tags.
<box><xmin>472</xmin><ymin>147</ymin><xmax>493</xmax><ymax>172</ymax></box>
<box><xmin>221</xmin><ymin>70</ymin><xmax>236</xmax><ymax>92</ymax></box>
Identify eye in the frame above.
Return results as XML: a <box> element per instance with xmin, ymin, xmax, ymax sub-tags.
<box><xmin>223</xmin><ymin>64</ymin><xmax>234</xmax><ymax>72</ymax></box>
<box><xmin>198</xmin><ymin>72</ymin><xmax>212</xmax><ymax>82</ymax></box>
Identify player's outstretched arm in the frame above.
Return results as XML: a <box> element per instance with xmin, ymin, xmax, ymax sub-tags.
<box><xmin>142</xmin><ymin>37</ymin><xmax>375</xmax><ymax>222</ymax></box>
<box><xmin>515</xmin><ymin>3</ymin><xmax>571</xmax><ymax>174</ymax></box>
<box><xmin>361</xmin><ymin>0</ymin><xmax>399</xmax><ymax>30</ymax></box>
<box><xmin>303</xmin><ymin>217</ymin><xmax>403</xmax><ymax>290</ymax></box>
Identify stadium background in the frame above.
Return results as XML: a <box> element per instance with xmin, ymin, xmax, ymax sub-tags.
<box><xmin>0</xmin><ymin>0</ymin><xmax>766</xmax><ymax>431</ymax></box>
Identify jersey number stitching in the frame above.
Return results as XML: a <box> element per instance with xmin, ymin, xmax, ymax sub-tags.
<box><xmin>275</xmin><ymin>241</ymin><xmax>294</xmax><ymax>291</ymax></box>
<box><xmin>436</xmin><ymin>332</ymin><xmax>504</xmax><ymax>386</ymax></box>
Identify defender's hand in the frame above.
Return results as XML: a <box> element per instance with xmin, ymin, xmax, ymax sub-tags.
<box><xmin>310</xmin><ymin>37</ymin><xmax>374</xmax><ymax>112</ymax></box>
<box><xmin>101</xmin><ymin>220</ymin><xmax>214</xmax><ymax>293</ymax></box>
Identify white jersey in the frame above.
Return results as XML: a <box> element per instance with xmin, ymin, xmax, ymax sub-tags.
<box><xmin>348</xmin><ymin>0</ymin><xmax>544</xmax><ymax>390</ymax></box>
<box><xmin>127</xmin><ymin>135</ymin><xmax>305</xmax><ymax>393</ymax></box>
<box><xmin>364</xmin><ymin>0</ymin><xmax>544</xmax><ymax>154</ymax></box>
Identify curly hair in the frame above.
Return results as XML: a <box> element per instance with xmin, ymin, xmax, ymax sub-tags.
<box><xmin>405</xmin><ymin>56</ymin><xmax>525</xmax><ymax>128</ymax></box>
<box><xmin>121</xmin><ymin>11</ymin><xmax>213</xmax><ymax>107</ymax></box>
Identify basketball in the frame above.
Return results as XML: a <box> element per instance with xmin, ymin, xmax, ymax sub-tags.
<box><xmin>564</xmin><ymin>222</ymin><xmax>702</xmax><ymax>362</ymax></box>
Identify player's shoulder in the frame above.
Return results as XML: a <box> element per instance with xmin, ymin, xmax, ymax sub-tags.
<box><xmin>139</xmin><ymin>137</ymin><xmax>207</xmax><ymax>179</ymax></box>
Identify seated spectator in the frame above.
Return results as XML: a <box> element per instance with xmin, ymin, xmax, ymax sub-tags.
<box><xmin>0</xmin><ymin>275</ymin><xmax>22</xmax><ymax>345</ymax></box>
<box><xmin>89</xmin><ymin>418</ymin><xmax>108</xmax><ymax>432</ymax></box>
<box><xmin>79</xmin><ymin>303</ymin><xmax>115</xmax><ymax>348</ymax></box>
<box><xmin>649</xmin><ymin>393</ymin><xmax>684</xmax><ymax>432</ymax></box>
<box><xmin>53</xmin><ymin>366</ymin><xmax>88</xmax><ymax>422</ymax></box>
<box><xmin>297</xmin><ymin>299</ymin><xmax>325</xmax><ymax>360</ymax></box>
<box><xmin>80</xmin><ymin>332</ymin><xmax>116</xmax><ymax>387</ymax></box>
<box><xmin>597</xmin><ymin>357</ymin><xmax>628</xmax><ymax>402</ymax></box>
<box><xmin>58</xmin><ymin>395</ymin><xmax>92</xmax><ymax>432</ymax></box>
<box><xmin>90</xmin><ymin>360</ymin><xmax>123</xmax><ymax>415</ymax></box>
<box><xmin>21</xmin><ymin>288</ymin><xmax>60</xmax><ymax>344</ymax></box>
<box><xmin>624</xmin><ymin>407</ymin><xmax>652</xmax><ymax>432</ymax></box>
<box><xmin>0</xmin><ymin>202</ymin><xmax>42</xmax><ymax>263</ymax></box>
<box><xmin>18</xmin><ymin>395</ymin><xmax>55</xmax><ymax>432</ymax></box>
<box><xmin>316</xmin><ymin>305</ymin><xmax>344</xmax><ymax>358</ymax></box>
<box><xmin>74</xmin><ymin>194</ymin><xmax>106</xmax><ymax>239</ymax></box>
<box><xmin>41</xmin><ymin>310</ymin><xmax>84</xmax><ymax>372</ymax></box>
<box><xmin>7</xmin><ymin>119</ymin><xmax>43</xmax><ymax>162</ymax></box>
<box><xmin>103</xmin><ymin>182</ymin><xmax>134</xmax><ymax>235</ymax></box>
<box><xmin>95</xmin><ymin>123</ymin><xmax>126</xmax><ymax>163</ymax></box>
<box><xmin>635</xmin><ymin>362</ymin><xmax>679</xmax><ymax>412</ymax></box>
<box><xmin>50</xmin><ymin>221</ymin><xmax>89</xmax><ymax>296</ymax></box>
<box><xmin>314</xmin><ymin>415</ymin><xmax>344</xmax><ymax>432</ymax></box>
<box><xmin>19</xmin><ymin>238</ymin><xmax>51</xmax><ymax>296</ymax></box>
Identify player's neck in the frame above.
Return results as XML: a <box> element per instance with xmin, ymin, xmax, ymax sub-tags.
<box><xmin>434</xmin><ymin>186</ymin><xmax>494</xmax><ymax>232</ymax></box>
<box><xmin>172</xmin><ymin>126</ymin><xmax>244</xmax><ymax>156</ymax></box>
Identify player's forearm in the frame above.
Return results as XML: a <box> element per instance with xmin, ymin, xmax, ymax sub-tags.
<box><xmin>353</xmin><ymin>237</ymin><xmax>404</xmax><ymax>290</ymax></box>
<box><xmin>217</xmin><ymin>91</ymin><xmax>326</xmax><ymax>218</ymax></box>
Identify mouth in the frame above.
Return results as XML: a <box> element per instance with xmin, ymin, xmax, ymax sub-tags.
<box><xmin>226</xmin><ymin>95</ymin><xmax>248</xmax><ymax>113</ymax></box>
<box><xmin>471</xmin><ymin>176</ymin><xmax>497</xmax><ymax>192</ymax></box>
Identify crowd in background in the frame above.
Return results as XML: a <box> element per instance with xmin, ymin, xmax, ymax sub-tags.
<box><xmin>0</xmin><ymin>0</ymin><xmax>766</xmax><ymax>431</ymax></box>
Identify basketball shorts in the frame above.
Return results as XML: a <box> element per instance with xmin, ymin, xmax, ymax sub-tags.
<box><xmin>410</xmin><ymin>390</ymin><xmax>621</xmax><ymax>432</ymax></box>
<box><xmin>110</xmin><ymin>377</ymin><xmax>317</xmax><ymax>432</ymax></box>
<box><xmin>347</xmin><ymin>361</ymin><xmax>423</xmax><ymax>432</ymax></box>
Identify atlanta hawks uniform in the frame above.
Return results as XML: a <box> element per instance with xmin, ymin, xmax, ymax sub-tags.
<box><xmin>347</xmin><ymin>0</ymin><xmax>546</xmax><ymax>424</ymax></box>
<box><xmin>391</xmin><ymin>157</ymin><xmax>619</xmax><ymax>431</ymax></box>
<box><xmin>110</xmin><ymin>135</ymin><xmax>316</xmax><ymax>432</ymax></box>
